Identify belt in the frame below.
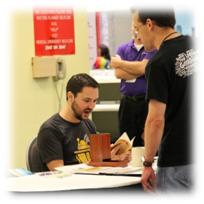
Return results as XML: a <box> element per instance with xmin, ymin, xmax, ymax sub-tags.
<box><xmin>123</xmin><ymin>94</ymin><xmax>146</xmax><ymax>102</ymax></box>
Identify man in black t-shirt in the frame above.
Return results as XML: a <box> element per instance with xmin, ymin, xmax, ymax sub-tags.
<box><xmin>133</xmin><ymin>9</ymin><xmax>194</xmax><ymax>191</ymax></box>
<box><xmin>31</xmin><ymin>73</ymin><xmax>130</xmax><ymax>172</ymax></box>
<box><xmin>32</xmin><ymin>73</ymin><xmax>100</xmax><ymax>172</ymax></box>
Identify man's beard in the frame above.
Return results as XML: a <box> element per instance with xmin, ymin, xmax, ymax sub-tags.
<box><xmin>71</xmin><ymin>101</ymin><xmax>92</xmax><ymax>121</ymax></box>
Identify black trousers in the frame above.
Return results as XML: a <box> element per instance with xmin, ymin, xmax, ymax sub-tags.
<box><xmin>118</xmin><ymin>94</ymin><xmax>148</xmax><ymax>146</ymax></box>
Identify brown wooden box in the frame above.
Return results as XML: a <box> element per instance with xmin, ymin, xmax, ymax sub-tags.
<box><xmin>89</xmin><ymin>133</ymin><xmax>128</xmax><ymax>167</ymax></box>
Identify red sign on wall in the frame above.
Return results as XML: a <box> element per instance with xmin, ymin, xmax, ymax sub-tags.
<box><xmin>33</xmin><ymin>8</ymin><xmax>75</xmax><ymax>56</ymax></box>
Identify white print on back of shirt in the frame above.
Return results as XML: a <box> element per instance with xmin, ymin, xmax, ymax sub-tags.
<box><xmin>175</xmin><ymin>49</ymin><xmax>195</xmax><ymax>78</ymax></box>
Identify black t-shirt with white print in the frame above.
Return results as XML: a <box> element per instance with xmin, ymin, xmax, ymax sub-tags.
<box><xmin>145</xmin><ymin>35</ymin><xmax>194</xmax><ymax>167</ymax></box>
<box><xmin>36</xmin><ymin>113</ymin><xmax>97</xmax><ymax>171</ymax></box>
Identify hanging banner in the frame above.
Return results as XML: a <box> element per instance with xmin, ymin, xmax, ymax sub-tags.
<box><xmin>33</xmin><ymin>8</ymin><xmax>75</xmax><ymax>56</ymax></box>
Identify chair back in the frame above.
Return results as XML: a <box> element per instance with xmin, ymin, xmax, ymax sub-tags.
<box><xmin>26</xmin><ymin>137</ymin><xmax>44</xmax><ymax>172</ymax></box>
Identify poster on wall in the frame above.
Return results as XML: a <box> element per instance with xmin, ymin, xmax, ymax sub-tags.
<box><xmin>33</xmin><ymin>8</ymin><xmax>75</xmax><ymax>56</ymax></box>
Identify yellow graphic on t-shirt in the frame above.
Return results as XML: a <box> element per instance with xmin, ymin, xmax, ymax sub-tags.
<box><xmin>74</xmin><ymin>138</ymin><xmax>91</xmax><ymax>163</ymax></box>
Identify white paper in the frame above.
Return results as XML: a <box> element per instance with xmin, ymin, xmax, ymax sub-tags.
<box><xmin>125</xmin><ymin>79</ymin><xmax>137</xmax><ymax>83</ymax></box>
<box><xmin>74</xmin><ymin>164</ymin><xmax>142</xmax><ymax>175</ymax></box>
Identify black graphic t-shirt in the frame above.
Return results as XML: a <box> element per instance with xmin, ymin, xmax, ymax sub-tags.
<box><xmin>36</xmin><ymin>113</ymin><xmax>97</xmax><ymax>171</ymax></box>
<box><xmin>145</xmin><ymin>35</ymin><xmax>194</xmax><ymax>167</ymax></box>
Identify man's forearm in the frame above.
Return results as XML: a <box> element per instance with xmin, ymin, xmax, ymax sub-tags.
<box><xmin>120</xmin><ymin>60</ymin><xmax>148</xmax><ymax>77</ymax></box>
<box><xmin>114</xmin><ymin>68</ymin><xmax>137</xmax><ymax>80</ymax></box>
<box><xmin>111</xmin><ymin>56</ymin><xmax>148</xmax><ymax>77</ymax></box>
<box><xmin>144</xmin><ymin>115</ymin><xmax>164</xmax><ymax>162</ymax></box>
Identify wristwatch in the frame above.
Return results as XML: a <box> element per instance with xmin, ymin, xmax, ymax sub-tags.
<box><xmin>143</xmin><ymin>160</ymin><xmax>154</xmax><ymax>167</ymax></box>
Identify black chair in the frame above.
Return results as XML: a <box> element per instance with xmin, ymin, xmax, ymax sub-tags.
<box><xmin>26</xmin><ymin>137</ymin><xmax>45</xmax><ymax>172</ymax></box>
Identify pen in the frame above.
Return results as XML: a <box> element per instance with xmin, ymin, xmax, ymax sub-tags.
<box><xmin>75</xmin><ymin>172</ymin><xmax>141</xmax><ymax>177</ymax></box>
<box><xmin>99</xmin><ymin>173</ymin><xmax>141</xmax><ymax>177</ymax></box>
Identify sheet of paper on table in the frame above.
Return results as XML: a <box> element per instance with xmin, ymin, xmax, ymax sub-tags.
<box><xmin>56</xmin><ymin>163</ymin><xmax>143</xmax><ymax>175</ymax></box>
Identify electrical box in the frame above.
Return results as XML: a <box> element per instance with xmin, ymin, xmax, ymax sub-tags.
<box><xmin>32</xmin><ymin>57</ymin><xmax>66</xmax><ymax>79</ymax></box>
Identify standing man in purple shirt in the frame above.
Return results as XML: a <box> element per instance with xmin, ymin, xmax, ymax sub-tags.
<box><xmin>111</xmin><ymin>16</ymin><xmax>156</xmax><ymax>146</ymax></box>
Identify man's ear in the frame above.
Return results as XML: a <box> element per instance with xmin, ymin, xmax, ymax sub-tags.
<box><xmin>146</xmin><ymin>18</ymin><xmax>154</xmax><ymax>31</ymax></box>
<box><xmin>67</xmin><ymin>91</ymin><xmax>74</xmax><ymax>102</ymax></box>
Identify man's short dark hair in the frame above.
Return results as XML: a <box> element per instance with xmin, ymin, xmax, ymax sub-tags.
<box><xmin>138</xmin><ymin>9</ymin><xmax>176</xmax><ymax>28</ymax></box>
<box><xmin>66</xmin><ymin>73</ymin><xmax>99</xmax><ymax>99</ymax></box>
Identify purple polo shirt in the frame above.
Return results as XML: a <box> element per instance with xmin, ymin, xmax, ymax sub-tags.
<box><xmin>116</xmin><ymin>39</ymin><xmax>156</xmax><ymax>96</ymax></box>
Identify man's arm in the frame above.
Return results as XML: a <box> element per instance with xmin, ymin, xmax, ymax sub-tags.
<box><xmin>114</xmin><ymin>67</ymin><xmax>136</xmax><ymax>80</ymax></box>
<box><xmin>144</xmin><ymin>99</ymin><xmax>166</xmax><ymax>161</ymax></box>
<box><xmin>111</xmin><ymin>56</ymin><xmax>148</xmax><ymax>78</ymax></box>
<box><xmin>47</xmin><ymin>160</ymin><xmax>64</xmax><ymax>171</ymax></box>
<box><xmin>37</xmin><ymin>128</ymin><xmax>65</xmax><ymax>171</ymax></box>
<box><xmin>141</xmin><ymin>99</ymin><xmax>166</xmax><ymax>191</ymax></box>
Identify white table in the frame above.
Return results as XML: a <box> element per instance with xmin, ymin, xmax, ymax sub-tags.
<box><xmin>7</xmin><ymin>173</ymin><xmax>141</xmax><ymax>192</ymax></box>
